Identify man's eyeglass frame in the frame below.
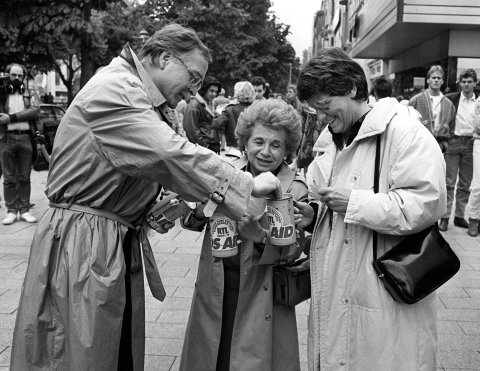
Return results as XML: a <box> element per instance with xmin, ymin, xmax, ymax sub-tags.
<box><xmin>174</xmin><ymin>55</ymin><xmax>203</xmax><ymax>94</ymax></box>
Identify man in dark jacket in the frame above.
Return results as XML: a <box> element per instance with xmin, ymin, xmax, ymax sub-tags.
<box><xmin>183</xmin><ymin>76</ymin><xmax>222</xmax><ymax>153</ymax></box>
<box><xmin>441</xmin><ymin>69</ymin><xmax>479</xmax><ymax>232</ymax></box>
<box><xmin>213</xmin><ymin>81</ymin><xmax>255</xmax><ymax>149</ymax></box>
<box><xmin>0</xmin><ymin>63</ymin><xmax>39</xmax><ymax>225</ymax></box>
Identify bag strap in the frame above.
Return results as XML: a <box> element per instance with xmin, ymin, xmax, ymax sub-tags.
<box><xmin>372</xmin><ymin>135</ymin><xmax>381</xmax><ymax>261</ymax></box>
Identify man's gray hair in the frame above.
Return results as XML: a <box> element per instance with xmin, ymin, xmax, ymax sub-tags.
<box><xmin>138</xmin><ymin>23</ymin><xmax>212</xmax><ymax>63</ymax></box>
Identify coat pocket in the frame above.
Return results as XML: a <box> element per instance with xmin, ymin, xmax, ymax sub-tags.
<box><xmin>25</xmin><ymin>319</ymin><xmax>65</xmax><ymax>368</ymax></box>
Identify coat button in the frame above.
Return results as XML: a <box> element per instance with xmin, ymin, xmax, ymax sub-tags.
<box><xmin>341</xmin><ymin>298</ymin><xmax>349</xmax><ymax>304</ymax></box>
<box><xmin>344</xmin><ymin>239</ymin><xmax>349</xmax><ymax>245</ymax></box>
<box><xmin>265</xmin><ymin>314</ymin><xmax>272</xmax><ymax>321</ymax></box>
<box><xmin>263</xmin><ymin>283</ymin><xmax>268</xmax><ymax>290</ymax></box>
<box><xmin>339</xmin><ymin>360</ymin><xmax>346</xmax><ymax>366</ymax></box>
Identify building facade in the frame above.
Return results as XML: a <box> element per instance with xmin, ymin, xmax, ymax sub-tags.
<box><xmin>313</xmin><ymin>0</ymin><xmax>480</xmax><ymax>97</ymax></box>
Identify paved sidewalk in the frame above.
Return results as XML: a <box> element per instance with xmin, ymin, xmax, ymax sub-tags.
<box><xmin>0</xmin><ymin>171</ymin><xmax>479</xmax><ymax>370</ymax></box>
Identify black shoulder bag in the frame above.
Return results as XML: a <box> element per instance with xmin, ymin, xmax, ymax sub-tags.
<box><xmin>273</xmin><ymin>256</ymin><xmax>311</xmax><ymax>307</ymax></box>
<box><xmin>372</xmin><ymin>135</ymin><xmax>460</xmax><ymax>304</ymax></box>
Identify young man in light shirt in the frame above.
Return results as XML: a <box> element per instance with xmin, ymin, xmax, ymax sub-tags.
<box><xmin>445</xmin><ymin>69</ymin><xmax>479</xmax><ymax>235</ymax></box>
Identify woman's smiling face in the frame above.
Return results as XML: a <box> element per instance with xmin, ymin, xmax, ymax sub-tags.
<box><xmin>246</xmin><ymin>124</ymin><xmax>287</xmax><ymax>175</ymax></box>
<box><xmin>306</xmin><ymin>89</ymin><xmax>359</xmax><ymax>134</ymax></box>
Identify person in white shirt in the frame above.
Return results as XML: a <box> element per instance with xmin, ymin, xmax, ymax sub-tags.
<box><xmin>444</xmin><ymin>69</ymin><xmax>479</xmax><ymax>234</ymax></box>
<box><xmin>0</xmin><ymin>63</ymin><xmax>39</xmax><ymax>225</ymax></box>
<box><xmin>464</xmin><ymin>83</ymin><xmax>480</xmax><ymax>236</ymax></box>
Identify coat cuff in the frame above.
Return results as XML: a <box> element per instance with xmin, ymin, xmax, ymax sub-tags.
<box><xmin>204</xmin><ymin>166</ymin><xmax>253</xmax><ymax>220</ymax></box>
<box><xmin>344</xmin><ymin>189</ymin><xmax>369</xmax><ymax>224</ymax></box>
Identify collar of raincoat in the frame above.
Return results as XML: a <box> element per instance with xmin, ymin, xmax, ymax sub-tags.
<box><xmin>313</xmin><ymin>97</ymin><xmax>400</xmax><ymax>152</ymax></box>
<box><xmin>120</xmin><ymin>43</ymin><xmax>166</xmax><ymax>108</ymax></box>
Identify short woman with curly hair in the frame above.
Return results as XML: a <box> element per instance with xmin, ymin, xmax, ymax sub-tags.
<box><xmin>236</xmin><ymin>99</ymin><xmax>302</xmax><ymax>164</ymax></box>
<box><xmin>180</xmin><ymin>99</ymin><xmax>307</xmax><ymax>371</ymax></box>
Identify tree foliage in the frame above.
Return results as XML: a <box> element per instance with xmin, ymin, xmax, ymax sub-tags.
<box><xmin>169</xmin><ymin>0</ymin><xmax>298</xmax><ymax>94</ymax></box>
<box><xmin>0</xmin><ymin>0</ymin><xmax>299</xmax><ymax>103</ymax></box>
<box><xmin>0</xmin><ymin>0</ymin><xmax>115</xmax><ymax>103</ymax></box>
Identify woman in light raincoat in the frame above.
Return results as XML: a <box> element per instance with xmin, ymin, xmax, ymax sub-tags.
<box><xmin>295</xmin><ymin>48</ymin><xmax>446</xmax><ymax>370</ymax></box>
<box><xmin>180</xmin><ymin>99</ymin><xmax>307</xmax><ymax>371</ymax></box>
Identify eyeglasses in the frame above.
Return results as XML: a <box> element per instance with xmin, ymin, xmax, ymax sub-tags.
<box><xmin>174</xmin><ymin>55</ymin><xmax>203</xmax><ymax>93</ymax></box>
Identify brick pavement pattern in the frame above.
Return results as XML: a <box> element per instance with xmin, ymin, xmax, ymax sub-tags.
<box><xmin>0</xmin><ymin>171</ymin><xmax>479</xmax><ymax>370</ymax></box>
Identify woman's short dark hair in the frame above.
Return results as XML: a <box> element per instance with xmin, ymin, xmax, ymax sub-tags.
<box><xmin>139</xmin><ymin>23</ymin><xmax>212</xmax><ymax>64</ymax></box>
<box><xmin>297</xmin><ymin>47</ymin><xmax>368</xmax><ymax>103</ymax></box>
<box><xmin>235</xmin><ymin>99</ymin><xmax>302</xmax><ymax>160</ymax></box>
<box><xmin>198</xmin><ymin>76</ymin><xmax>222</xmax><ymax>96</ymax></box>
<box><xmin>372</xmin><ymin>75</ymin><xmax>393</xmax><ymax>99</ymax></box>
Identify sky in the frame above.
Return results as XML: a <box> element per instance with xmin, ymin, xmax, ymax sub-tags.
<box><xmin>269</xmin><ymin>0</ymin><xmax>322</xmax><ymax>57</ymax></box>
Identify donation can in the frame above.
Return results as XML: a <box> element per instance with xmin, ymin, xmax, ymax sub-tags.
<box><xmin>267</xmin><ymin>193</ymin><xmax>296</xmax><ymax>246</ymax></box>
<box><xmin>209</xmin><ymin>213</ymin><xmax>239</xmax><ymax>257</ymax></box>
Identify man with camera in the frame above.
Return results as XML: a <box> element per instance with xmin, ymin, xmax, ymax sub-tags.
<box><xmin>0</xmin><ymin>63</ymin><xmax>39</xmax><ymax>225</ymax></box>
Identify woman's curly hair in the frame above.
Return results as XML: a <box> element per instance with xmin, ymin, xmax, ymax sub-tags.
<box><xmin>235</xmin><ymin>99</ymin><xmax>302</xmax><ymax>161</ymax></box>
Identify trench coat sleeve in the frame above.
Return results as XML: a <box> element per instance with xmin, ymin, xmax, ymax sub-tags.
<box><xmin>82</xmin><ymin>81</ymin><xmax>253</xmax><ymax>220</ymax></box>
<box><xmin>344</xmin><ymin>122</ymin><xmax>446</xmax><ymax>234</ymax></box>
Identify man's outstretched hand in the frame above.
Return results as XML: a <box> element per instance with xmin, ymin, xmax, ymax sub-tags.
<box><xmin>251</xmin><ymin>171</ymin><xmax>282</xmax><ymax>199</ymax></box>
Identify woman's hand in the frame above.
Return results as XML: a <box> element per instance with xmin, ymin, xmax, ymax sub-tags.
<box><xmin>294</xmin><ymin>200</ymin><xmax>315</xmax><ymax>229</ymax></box>
<box><xmin>251</xmin><ymin>171</ymin><xmax>282</xmax><ymax>199</ymax></box>
<box><xmin>316</xmin><ymin>187</ymin><xmax>351</xmax><ymax>214</ymax></box>
<box><xmin>238</xmin><ymin>215</ymin><xmax>267</xmax><ymax>243</ymax></box>
<box><xmin>193</xmin><ymin>202</ymin><xmax>206</xmax><ymax>219</ymax></box>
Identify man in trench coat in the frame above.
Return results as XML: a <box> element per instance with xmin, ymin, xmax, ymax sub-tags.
<box><xmin>10</xmin><ymin>23</ymin><xmax>281</xmax><ymax>371</ymax></box>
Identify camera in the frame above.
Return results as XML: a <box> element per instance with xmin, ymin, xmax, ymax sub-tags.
<box><xmin>145</xmin><ymin>192</ymin><xmax>197</xmax><ymax>232</ymax></box>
